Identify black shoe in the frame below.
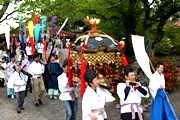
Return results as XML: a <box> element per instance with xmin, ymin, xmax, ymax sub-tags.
<box><xmin>20</xmin><ymin>108</ymin><xmax>25</xmax><ymax>110</ymax></box>
<box><xmin>17</xmin><ymin>110</ymin><xmax>21</xmax><ymax>114</ymax></box>
<box><xmin>38</xmin><ymin>100</ymin><xmax>42</xmax><ymax>105</ymax></box>
<box><xmin>35</xmin><ymin>103</ymin><xmax>40</xmax><ymax>107</ymax></box>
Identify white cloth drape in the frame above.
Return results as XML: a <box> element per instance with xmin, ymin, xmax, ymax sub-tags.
<box><xmin>0</xmin><ymin>25</ymin><xmax>10</xmax><ymax>49</ymax></box>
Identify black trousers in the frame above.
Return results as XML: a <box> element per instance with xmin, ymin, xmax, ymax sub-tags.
<box><xmin>38</xmin><ymin>53</ymin><xmax>42</xmax><ymax>59</ymax></box>
<box><xmin>121</xmin><ymin>112</ymin><xmax>144</xmax><ymax>120</ymax></box>
<box><xmin>0</xmin><ymin>78</ymin><xmax>4</xmax><ymax>87</ymax></box>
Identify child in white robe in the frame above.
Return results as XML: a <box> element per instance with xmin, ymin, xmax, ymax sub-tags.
<box><xmin>82</xmin><ymin>70</ymin><xmax>115</xmax><ymax>120</ymax></box>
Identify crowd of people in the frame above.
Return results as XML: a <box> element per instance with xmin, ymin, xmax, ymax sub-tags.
<box><xmin>0</xmin><ymin>33</ymin><xmax>175</xmax><ymax>120</ymax></box>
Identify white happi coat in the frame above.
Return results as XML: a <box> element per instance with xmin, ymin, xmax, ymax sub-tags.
<box><xmin>7</xmin><ymin>71</ymin><xmax>28</xmax><ymax>92</ymax></box>
<box><xmin>82</xmin><ymin>86</ymin><xmax>115</xmax><ymax>120</ymax></box>
<box><xmin>117</xmin><ymin>83</ymin><xmax>149</xmax><ymax>114</ymax></box>
<box><xmin>149</xmin><ymin>71</ymin><xmax>165</xmax><ymax>99</ymax></box>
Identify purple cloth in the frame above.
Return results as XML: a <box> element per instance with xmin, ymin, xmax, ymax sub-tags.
<box><xmin>51</xmin><ymin>16</ymin><xmax>57</xmax><ymax>35</ymax></box>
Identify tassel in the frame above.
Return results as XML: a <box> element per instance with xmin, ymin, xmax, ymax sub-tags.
<box><xmin>121</xmin><ymin>54</ymin><xmax>128</xmax><ymax>66</ymax></box>
<box><xmin>68</xmin><ymin>45</ymin><xmax>73</xmax><ymax>87</ymax></box>
<box><xmin>80</xmin><ymin>54</ymin><xmax>86</xmax><ymax>98</ymax></box>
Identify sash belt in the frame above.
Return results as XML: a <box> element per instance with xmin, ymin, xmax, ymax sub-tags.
<box><xmin>121</xmin><ymin>103</ymin><xmax>143</xmax><ymax>120</ymax></box>
<box><xmin>92</xmin><ymin>108</ymin><xmax>105</xmax><ymax>118</ymax></box>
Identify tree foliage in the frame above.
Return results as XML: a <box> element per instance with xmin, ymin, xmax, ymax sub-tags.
<box><xmin>0</xmin><ymin>0</ymin><xmax>21</xmax><ymax>23</ymax></box>
<box><xmin>16</xmin><ymin>0</ymin><xmax>180</xmax><ymax>56</ymax></box>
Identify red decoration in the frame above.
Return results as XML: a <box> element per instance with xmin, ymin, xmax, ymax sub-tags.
<box><xmin>81</xmin><ymin>43</ymin><xmax>86</xmax><ymax>53</ymax></box>
<box><xmin>80</xmin><ymin>54</ymin><xmax>86</xmax><ymax>98</ymax></box>
<box><xmin>68</xmin><ymin>45</ymin><xmax>73</xmax><ymax>87</ymax></box>
<box><xmin>29</xmin><ymin>37</ymin><xmax>35</xmax><ymax>55</ymax></box>
<box><xmin>34</xmin><ymin>14</ymin><xmax>39</xmax><ymax>25</ymax></box>
<box><xmin>93</xmin><ymin>26</ymin><xmax>97</xmax><ymax>33</ymax></box>
<box><xmin>134</xmin><ymin>87</ymin><xmax>137</xmax><ymax>91</ymax></box>
<box><xmin>119</xmin><ymin>43</ymin><xmax>123</xmax><ymax>50</ymax></box>
<box><xmin>121</xmin><ymin>53</ymin><xmax>128</xmax><ymax>66</ymax></box>
<box><xmin>43</xmin><ymin>40</ymin><xmax>48</xmax><ymax>62</ymax></box>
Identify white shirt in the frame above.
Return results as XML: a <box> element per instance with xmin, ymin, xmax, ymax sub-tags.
<box><xmin>149</xmin><ymin>71</ymin><xmax>165</xmax><ymax>99</ymax></box>
<box><xmin>58</xmin><ymin>72</ymin><xmax>77</xmax><ymax>101</ymax></box>
<box><xmin>7</xmin><ymin>71</ymin><xmax>28</xmax><ymax>92</ymax></box>
<box><xmin>37</xmin><ymin>43</ymin><xmax>44</xmax><ymax>53</ymax></box>
<box><xmin>28</xmin><ymin>61</ymin><xmax>44</xmax><ymax>78</ymax></box>
<box><xmin>117</xmin><ymin>83</ymin><xmax>149</xmax><ymax>114</ymax></box>
<box><xmin>26</xmin><ymin>46</ymin><xmax>32</xmax><ymax>56</ymax></box>
<box><xmin>82</xmin><ymin>86</ymin><xmax>115</xmax><ymax>120</ymax></box>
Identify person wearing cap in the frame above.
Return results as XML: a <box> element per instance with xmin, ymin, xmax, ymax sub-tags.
<box><xmin>7</xmin><ymin>65</ymin><xmax>28</xmax><ymax>114</ymax></box>
<box><xmin>82</xmin><ymin>70</ymin><xmax>115</xmax><ymax>120</ymax></box>
<box><xmin>28</xmin><ymin>53</ymin><xmax>45</xmax><ymax>106</ymax></box>
<box><xmin>6</xmin><ymin>53</ymin><xmax>16</xmax><ymax>98</ymax></box>
<box><xmin>58</xmin><ymin>59</ymin><xmax>78</xmax><ymax>120</ymax></box>
<box><xmin>117</xmin><ymin>65</ymin><xmax>149</xmax><ymax>120</ymax></box>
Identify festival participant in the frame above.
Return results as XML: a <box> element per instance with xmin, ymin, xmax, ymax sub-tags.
<box><xmin>149</xmin><ymin>62</ymin><xmax>165</xmax><ymax>99</ymax></box>
<box><xmin>26</xmin><ymin>43</ymin><xmax>32</xmax><ymax>59</ymax></box>
<box><xmin>117</xmin><ymin>65</ymin><xmax>149</xmax><ymax>120</ymax></box>
<box><xmin>11</xmin><ymin>34</ymin><xmax>18</xmax><ymax>53</ymax></box>
<box><xmin>29</xmin><ymin>53</ymin><xmax>45</xmax><ymax>106</ymax></box>
<box><xmin>36</xmin><ymin>41</ymin><xmax>44</xmax><ymax>60</ymax></box>
<box><xmin>7</xmin><ymin>65</ymin><xmax>28</xmax><ymax>114</ymax></box>
<box><xmin>45</xmin><ymin>55</ymin><xmax>62</xmax><ymax>99</ymax></box>
<box><xmin>149</xmin><ymin>62</ymin><xmax>178</xmax><ymax>119</ymax></box>
<box><xmin>82</xmin><ymin>70</ymin><xmax>115</xmax><ymax>120</ymax></box>
<box><xmin>58</xmin><ymin>59</ymin><xmax>78</xmax><ymax>120</ymax></box>
<box><xmin>6</xmin><ymin>53</ymin><xmax>16</xmax><ymax>98</ymax></box>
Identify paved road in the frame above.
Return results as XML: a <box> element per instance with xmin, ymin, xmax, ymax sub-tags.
<box><xmin>0</xmin><ymin>86</ymin><xmax>120</xmax><ymax>120</ymax></box>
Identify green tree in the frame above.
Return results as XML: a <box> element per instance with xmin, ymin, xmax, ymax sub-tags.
<box><xmin>16</xmin><ymin>0</ymin><xmax>180</xmax><ymax>56</ymax></box>
<box><xmin>0</xmin><ymin>0</ymin><xmax>21</xmax><ymax>23</ymax></box>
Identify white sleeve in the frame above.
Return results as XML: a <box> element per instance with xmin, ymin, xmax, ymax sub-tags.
<box><xmin>82</xmin><ymin>92</ymin><xmax>93</xmax><ymax>118</ymax></box>
<box><xmin>117</xmin><ymin>83</ymin><xmax>126</xmax><ymax>103</ymax></box>
<box><xmin>28</xmin><ymin>64</ymin><xmax>34</xmax><ymax>78</ymax></box>
<box><xmin>7</xmin><ymin>74</ymin><xmax>15</xmax><ymax>89</ymax></box>
<box><xmin>99</xmin><ymin>88</ymin><xmax>115</xmax><ymax>103</ymax></box>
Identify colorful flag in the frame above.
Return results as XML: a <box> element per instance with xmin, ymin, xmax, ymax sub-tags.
<box><xmin>51</xmin><ymin>16</ymin><xmax>57</xmax><ymax>35</ymax></box>
<box><xmin>34</xmin><ymin>14</ymin><xmax>39</xmax><ymax>25</ymax></box>
<box><xmin>41</xmin><ymin>16</ymin><xmax>46</xmax><ymax>34</ymax></box>
<box><xmin>28</xmin><ymin>21</ymin><xmax>34</xmax><ymax>37</ymax></box>
<box><xmin>34</xmin><ymin>24</ymin><xmax>40</xmax><ymax>44</ymax></box>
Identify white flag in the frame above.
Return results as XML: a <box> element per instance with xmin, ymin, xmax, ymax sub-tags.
<box><xmin>131</xmin><ymin>35</ymin><xmax>154</xmax><ymax>81</ymax></box>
